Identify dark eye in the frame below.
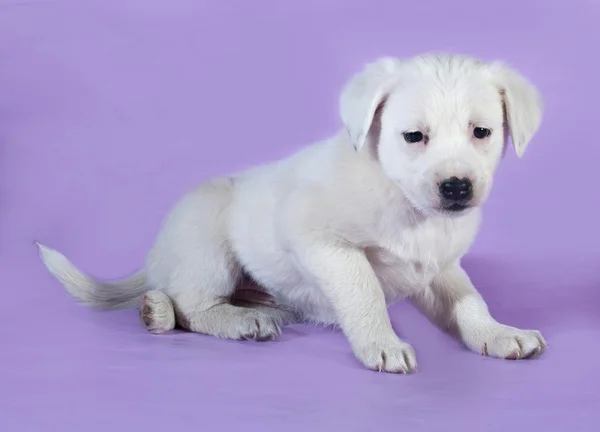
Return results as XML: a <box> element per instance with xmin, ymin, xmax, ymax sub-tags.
<box><xmin>403</xmin><ymin>131</ymin><xmax>424</xmax><ymax>143</ymax></box>
<box><xmin>473</xmin><ymin>127</ymin><xmax>491</xmax><ymax>139</ymax></box>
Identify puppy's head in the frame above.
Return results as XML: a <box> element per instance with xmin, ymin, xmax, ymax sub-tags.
<box><xmin>339</xmin><ymin>53</ymin><xmax>543</xmax><ymax>217</ymax></box>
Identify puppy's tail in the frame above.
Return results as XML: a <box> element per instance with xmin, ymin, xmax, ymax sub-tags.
<box><xmin>36</xmin><ymin>242</ymin><xmax>148</xmax><ymax>310</ymax></box>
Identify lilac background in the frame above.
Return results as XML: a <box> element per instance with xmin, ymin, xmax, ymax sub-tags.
<box><xmin>1</xmin><ymin>0</ymin><xmax>599</xmax><ymax>431</ymax></box>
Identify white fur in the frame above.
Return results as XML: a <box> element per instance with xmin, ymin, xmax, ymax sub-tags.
<box><xmin>38</xmin><ymin>53</ymin><xmax>546</xmax><ymax>373</ymax></box>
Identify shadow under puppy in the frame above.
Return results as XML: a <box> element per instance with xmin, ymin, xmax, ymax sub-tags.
<box><xmin>39</xmin><ymin>52</ymin><xmax>546</xmax><ymax>374</ymax></box>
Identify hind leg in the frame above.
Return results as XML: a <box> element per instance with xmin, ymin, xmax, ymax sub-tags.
<box><xmin>144</xmin><ymin>178</ymin><xmax>283</xmax><ymax>341</ymax></box>
<box><xmin>141</xmin><ymin>290</ymin><xmax>299</xmax><ymax>337</ymax></box>
<box><xmin>177</xmin><ymin>302</ymin><xmax>283</xmax><ymax>341</ymax></box>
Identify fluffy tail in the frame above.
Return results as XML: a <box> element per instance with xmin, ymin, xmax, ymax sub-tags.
<box><xmin>37</xmin><ymin>242</ymin><xmax>148</xmax><ymax>310</ymax></box>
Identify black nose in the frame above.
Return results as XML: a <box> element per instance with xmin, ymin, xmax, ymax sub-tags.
<box><xmin>439</xmin><ymin>177</ymin><xmax>473</xmax><ymax>202</ymax></box>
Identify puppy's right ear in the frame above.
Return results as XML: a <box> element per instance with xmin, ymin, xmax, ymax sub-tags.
<box><xmin>339</xmin><ymin>58</ymin><xmax>402</xmax><ymax>150</ymax></box>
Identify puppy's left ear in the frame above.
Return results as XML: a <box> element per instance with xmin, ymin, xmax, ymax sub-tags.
<box><xmin>339</xmin><ymin>57</ymin><xmax>402</xmax><ymax>150</ymax></box>
<box><xmin>489</xmin><ymin>62</ymin><xmax>543</xmax><ymax>158</ymax></box>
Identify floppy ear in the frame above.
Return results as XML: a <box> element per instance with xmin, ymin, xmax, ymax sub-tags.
<box><xmin>490</xmin><ymin>62</ymin><xmax>543</xmax><ymax>158</ymax></box>
<box><xmin>339</xmin><ymin>57</ymin><xmax>402</xmax><ymax>150</ymax></box>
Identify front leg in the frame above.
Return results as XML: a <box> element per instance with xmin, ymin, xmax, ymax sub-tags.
<box><xmin>411</xmin><ymin>263</ymin><xmax>546</xmax><ymax>360</ymax></box>
<box><xmin>298</xmin><ymin>243</ymin><xmax>417</xmax><ymax>373</ymax></box>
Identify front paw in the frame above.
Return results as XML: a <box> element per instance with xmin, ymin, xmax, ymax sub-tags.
<box><xmin>353</xmin><ymin>337</ymin><xmax>418</xmax><ymax>374</ymax></box>
<box><xmin>469</xmin><ymin>325</ymin><xmax>547</xmax><ymax>360</ymax></box>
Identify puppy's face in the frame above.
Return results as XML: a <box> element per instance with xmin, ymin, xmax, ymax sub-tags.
<box><xmin>340</xmin><ymin>54</ymin><xmax>543</xmax><ymax>217</ymax></box>
<box><xmin>378</xmin><ymin>61</ymin><xmax>506</xmax><ymax>215</ymax></box>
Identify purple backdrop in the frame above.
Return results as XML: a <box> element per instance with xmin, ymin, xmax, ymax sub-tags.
<box><xmin>1</xmin><ymin>0</ymin><xmax>599</xmax><ymax>431</ymax></box>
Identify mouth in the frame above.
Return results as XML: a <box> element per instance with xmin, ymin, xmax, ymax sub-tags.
<box><xmin>438</xmin><ymin>201</ymin><xmax>472</xmax><ymax>214</ymax></box>
<box><xmin>443</xmin><ymin>203</ymin><xmax>469</xmax><ymax>212</ymax></box>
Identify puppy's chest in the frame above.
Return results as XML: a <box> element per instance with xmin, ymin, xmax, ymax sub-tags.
<box><xmin>367</xmin><ymin>220</ymin><xmax>469</xmax><ymax>301</ymax></box>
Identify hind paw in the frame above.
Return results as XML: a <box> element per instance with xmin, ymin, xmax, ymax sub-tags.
<box><xmin>140</xmin><ymin>291</ymin><xmax>176</xmax><ymax>334</ymax></box>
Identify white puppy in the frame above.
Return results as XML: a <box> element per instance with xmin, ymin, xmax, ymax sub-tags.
<box><xmin>39</xmin><ymin>53</ymin><xmax>546</xmax><ymax>373</ymax></box>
